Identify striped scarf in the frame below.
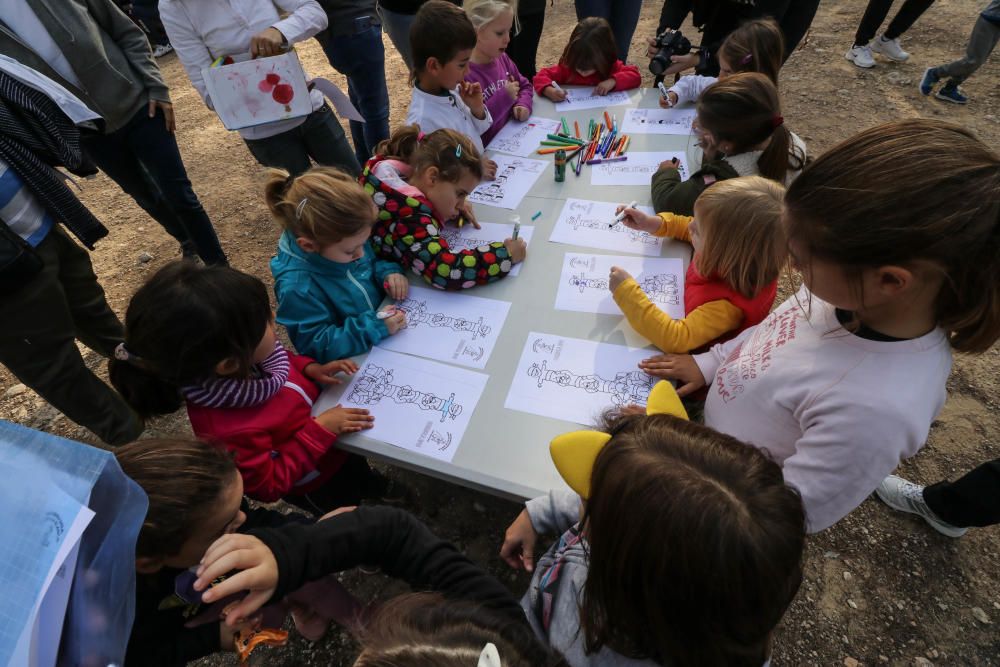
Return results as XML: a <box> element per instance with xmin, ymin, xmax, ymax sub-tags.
<box><xmin>0</xmin><ymin>70</ymin><xmax>107</xmax><ymax>248</ymax></box>
<box><xmin>183</xmin><ymin>341</ymin><xmax>291</xmax><ymax>409</ymax></box>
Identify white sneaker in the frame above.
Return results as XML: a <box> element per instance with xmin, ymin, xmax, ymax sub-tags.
<box><xmin>845</xmin><ymin>44</ymin><xmax>876</xmax><ymax>68</ymax></box>
<box><xmin>152</xmin><ymin>43</ymin><xmax>174</xmax><ymax>58</ymax></box>
<box><xmin>871</xmin><ymin>35</ymin><xmax>909</xmax><ymax>62</ymax></box>
<box><xmin>876</xmin><ymin>476</ymin><xmax>968</xmax><ymax>538</ymax></box>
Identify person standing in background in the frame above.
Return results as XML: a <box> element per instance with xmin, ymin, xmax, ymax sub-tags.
<box><xmin>376</xmin><ymin>0</ymin><xmax>433</xmax><ymax>70</ymax></box>
<box><xmin>314</xmin><ymin>0</ymin><xmax>391</xmax><ymax>165</ymax></box>
<box><xmin>845</xmin><ymin>0</ymin><xmax>936</xmax><ymax>68</ymax></box>
<box><xmin>574</xmin><ymin>0</ymin><xmax>643</xmax><ymax>62</ymax></box>
<box><xmin>0</xmin><ymin>0</ymin><xmax>228</xmax><ymax>265</ymax></box>
<box><xmin>505</xmin><ymin>0</ymin><xmax>546</xmax><ymax>78</ymax></box>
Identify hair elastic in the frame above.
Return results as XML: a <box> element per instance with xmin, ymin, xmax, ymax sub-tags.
<box><xmin>772</xmin><ymin>114</ymin><xmax>784</xmax><ymax>129</ymax></box>
<box><xmin>295</xmin><ymin>198</ymin><xmax>309</xmax><ymax>219</ymax></box>
<box><xmin>739</xmin><ymin>52</ymin><xmax>753</xmax><ymax>65</ymax></box>
<box><xmin>114</xmin><ymin>342</ymin><xmax>141</xmax><ymax>363</ymax></box>
<box><xmin>417</xmin><ymin>131</ymin><xmax>426</xmax><ymax>142</ymax></box>
<box><xmin>477</xmin><ymin>643</ymin><xmax>501</xmax><ymax>667</ymax></box>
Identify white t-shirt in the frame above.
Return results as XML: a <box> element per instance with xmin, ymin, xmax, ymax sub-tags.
<box><xmin>0</xmin><ymin>3</ymin><xmax>81</xmax><ymax>87</ymax></box>
<box><xmin>405</xmin><ymin>85</ymin><xmax>493</xmax><ymax>154</ymax></box>
<box><xmin>694</xmin><ymin>287</ymin><xmax>952</xmax><ymax>532</ymax></box>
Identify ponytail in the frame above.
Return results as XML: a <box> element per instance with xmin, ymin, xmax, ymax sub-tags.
<box><xmin>374</xmin><ymin>124</ymin><xmax>423</xmax><ymax>162</ymax></box>
<box><xmin>757</xmin><ymin>122</ymin><xmax>793</xmax><ymax>184</ymax></box>
<box><xmin>265</xmin><ymin>166</ymin><xmax>373</xmax><ymax>245</ymax></box>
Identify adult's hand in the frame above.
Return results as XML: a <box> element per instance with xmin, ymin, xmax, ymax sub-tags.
<box><xmin>250</xmin><ymin>27</ymin><xmax>286</xmax><ymax>58</ymax></box>
<box><xmin>149</xmin><ymin>99</ymin><xmax>176</xmax><ymax>132</ymax></box>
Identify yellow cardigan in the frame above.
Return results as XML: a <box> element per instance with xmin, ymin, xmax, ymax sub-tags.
<box><xmin>612</xmin><ymin>213</ymin><xmax>743</xmax><ymax>353</ymax></box>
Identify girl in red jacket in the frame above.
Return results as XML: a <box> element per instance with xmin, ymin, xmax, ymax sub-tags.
<box><xmin>533</xmin><ymin>17</ymin><xmax>641</xmax><ymax>100</ymax></box>
<box><xmin>110</xmin><ymin>261</ymin><xmax>384</xmax><ymax>514</ymax></box>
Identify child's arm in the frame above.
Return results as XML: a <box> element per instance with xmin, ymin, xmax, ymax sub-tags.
<box><xmin>609</xmin><ymin>60</ymin><xmax>642</xmax><ymax>91</ymax></box>
<box><xmin>532</xmin><ymin>64</ymin><xmax>567</xmax><ymax>96</ymax></box>
<box><xmin>373</xmin><ymin>256</ymin><xmax>409</xmax><ymax>300</ymax></box>
<box><xmin>225</xmin><ymin>424</ymin><xmax>339</xmax><ymax>503</ymax></box>
<box><xmin>619</xmin><ymin>207</ymin><xmax>694</xmax><ymax>241</ymax></box>
<box><xmin>510</xmin><ymin>58</ymin><xmax>534</xmax><ymax>112</ymax></box>
<box><xmin>612</xmin><ymin>276</ymin><xmax>743</xmax><ymax>353</ymax></box>
<box><xmin>158</xmin><ymin>3</ymin><xmax>215</xmax><ymax>106</ymax></box>
<box><xmin>651</xmin><ymin>164</ymin><xmax>707</xmax><ymax>217</ymax></box>
<box><xmin>668</xmin><ymin>74</ymin><xmax>718</xmax><ymax>107</ymax></box>
<box><xmin>276</xmin><ymin>287</ymin><xmax>392</xmax><ymax>361</ymax></box>
<box><xmin>524</xmin><ymin>489</ymin><xmax>582</xmax><ymax>534</ymax></box>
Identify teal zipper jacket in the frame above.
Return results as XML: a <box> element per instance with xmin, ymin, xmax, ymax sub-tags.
<box><xmin>271</xmin><ymin>230</ymin><xmax>404</xmax><ymax>361</ymax></box>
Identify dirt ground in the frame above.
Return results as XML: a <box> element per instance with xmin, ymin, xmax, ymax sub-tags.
<box><xmin>2</xmin><ymin>0</ymin><xmax>998</xmax><ymax>664</ymax></box>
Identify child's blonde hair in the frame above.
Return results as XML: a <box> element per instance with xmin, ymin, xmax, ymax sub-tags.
<box><xmin>264</xmin><ymin>167</ymin><xmax>375</xmax><ymax>246</ymax></box>
<box><xmin>374</xmin><ymin>124</ymin><xmax>484</xmax><ymax>183</ymax></box>
<box><xmin>464</xmin><ymin>0</ymin><xmax>519</xmax><ymax>32</ymax></box>
<box><xmin>694</xmin><ymin>175</ymin><xmax>786</xmax><ymax>299</ymax></box>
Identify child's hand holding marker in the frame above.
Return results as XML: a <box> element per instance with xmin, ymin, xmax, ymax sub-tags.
<box><xmin>544</xmin><ymin>81</ymin><xmax>567</xmax><ymax>102</ymax></box>
<box><xmin>504</xmin><ymin>237</ymin><xmax>528</xmax><ymax>264</ymax></box>
<box><xmin>376</xmin><ymin>306</ymin><xmax>407</xmax><ymax>334</ymax></box>
<box><xmin>457</xmin><ymin>201</ymin><xmax>480</xmax><ymax>228</ymax></box>
<box><xmin>383</xmin><ymin>274</ymin><xmax>409</xmax><ymax>300</ymax></box>
<box><xmin>659</xmin><ymin>156</ymin><xmax>681</xmax><ymax>171</ymax></box>
<box><xmin>610</xmin><ymin>200</ymin><xmax>639</xmax><ymax>228</ymax></box>
<box><xmin>658</xmin><ymin>82</ymin><xmax>678</xmax><ymax>109</ymax></box>
<box><xmin>614</xmin><ymin>204</ymin><xmax>661</xmax><ymax>233</ymax></box>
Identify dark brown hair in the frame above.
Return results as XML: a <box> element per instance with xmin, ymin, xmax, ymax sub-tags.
<box><xmin>559</xmin><ymin>17</ymin><xmax>617</xmax><ymax>79</ymax></box>
<box><xmin>264</xmin><ymin>166</ymin><xmax>375</xmax><ymax>245</ymax></box>
<box><xmin>719</xmin><ymin>18</ymin><xmax>785</xmax><ymax>86</ymax></box>
<box><xmin>784</xmin><ymin>118</ymin><xmax>1000</xmax><ymax>353</ymax></box>
<box><xmin>374</xmin><ymin>124</ymin><xmax>483</xmax><ymax>182</ymax></box>
<box><xmin>581</xmin><ymin>413</ymin><xmax>806</xmax><ymax>666</ymax></box>
<box><xmin>109</xmin><ymin>262</ymin><xmax>272</xmax><ymax>417</ymax></box>
<box><xmin>115</xmin><ymin>438</ymin><xmax>236</xmax><ymax>558</ymax></box>
<box><xmin>409</xmin><ymin>0</ymin><xmax>477</xmax><ymax>83</ymax></box>
<box><xmin>697</xmin><ymin>72</ymin><xmax>804</xmax><ymax>184</ymax></box>
<box><xmin>355</xmin><ymin>593</ymin><xmax>566</xmax><ymax>666</ymax></box>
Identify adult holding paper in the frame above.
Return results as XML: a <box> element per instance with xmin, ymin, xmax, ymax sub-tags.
<box><xmin>160</xmin><ymin>0</ymin><xmax>361</xmax><ymax>176</ymax></box>
<box><xmin>0</xmin><ymin>0</ymin><xmax>228</xmax><ymax>265</ymax></box>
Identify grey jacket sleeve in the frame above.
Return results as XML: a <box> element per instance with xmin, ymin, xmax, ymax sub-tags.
<box><xmin>525</xmin><ymin>489</ymin><xmax>582</xmax><ymax>535</ymax></box>
<box><xmin>85</xmin><ymin>0</ymin><xmax>170</xmax><ymax>102</ymax></box>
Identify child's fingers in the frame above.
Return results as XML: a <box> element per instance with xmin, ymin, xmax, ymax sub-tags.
<box><xmin>197</xmin><ymin>533</ymin><xmax>249</xmax><ymax>575</ymax></box>
<box><xmin>197</xmin><ymin>555</ymin><xmax>259</xmax><ymax>596</ymax></box>
<box><xmin>675</xmin><ymin>381</ymin><xmax>700</xmax><ymax>398</ymax></box>
<box><xmin>223</xmin><ymin>590</ymin><xmax>275</xmax><ymax>628</ymax></box>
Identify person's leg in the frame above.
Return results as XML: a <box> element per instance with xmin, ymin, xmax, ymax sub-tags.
<box><xmin>854</xmin><ymin>0</ymin><xmax>895</xmax><ymax>45</ymax></box>
<box><xmin>300</xmin><ymin>106</ymin><xmax>363</xmax><ymax>177</ymax></box>
<box><xmin>608</xmin><ymin>0</ymin><xmax>644</xmax><ymax>62</ymax></box>
<box><xmin>0</xmin><ymin>228</ymin><xmax>142</xmax><ymax>445</ymax></box>
<box><xmin>923</xmin><ymin>460</ymin><xmax>1000</xmax><ymax>528</ymax></box>
<box><xmin>780</xmin><ymin>0</ymin><xmax>823</xmax><ymax>59</ymax></box>
<box><xmin>124</xmin><ymin>107</ymin><xmax>227</xmax><ymax>265</ymax></box>
<box><xmin>934</xmin><ymin>16</ymin><xmax>1000</xmax><ymax>85</ymax></box>
<box><xmin>131</xmin><ymin>0</ymin><xmax>170</xmax><ymax>46</ymax></box>
<box><xmin>376</xmin><ymin>3</ymin><xmax>416</xmax><ymax>71</ymax></box>
<box><xmin>244</xmin><ymin>129</ymin><xmax>313</xmax><ymax>176</ymax></box>
<box><xmin>573</xmin><ymin>0</ymin><xmax>611</xmax><ymax>22</ymax></box>
<box><xmin>286</xmin><ymin>454</ymin><xmax>385</xmax><ymax>514</ymax></box>
<box><xmin>884</xmin><ymin>0</ymin><xmax>936</xmax><ymax>40</ymax></box>
<box><xmin>318</xmin><ymin>22</ymin><xmax>391</xmax><ymax>165</ymax></box>
<box><xmin>506</xmin><ymin>7</ymin><xmax>545</xmax><ymax>79</ymax></box>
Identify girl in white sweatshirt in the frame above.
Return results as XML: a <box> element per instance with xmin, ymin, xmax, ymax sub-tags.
<box><xmin>643</xmin><ymin>118</ymin><xmax>1000</xmax><ymax>533</ymax></box>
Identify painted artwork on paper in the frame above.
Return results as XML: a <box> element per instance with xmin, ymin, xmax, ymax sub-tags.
<box><xmin>202</xmin><ymin>51</ymin><xmax>313</xmax><ymax>130</ymax></box>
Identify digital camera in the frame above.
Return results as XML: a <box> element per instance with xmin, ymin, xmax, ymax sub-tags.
<box><xmin>649</xmin><ymin>29</ymin><xmax>693</xmax><ymax>76</ymax></box>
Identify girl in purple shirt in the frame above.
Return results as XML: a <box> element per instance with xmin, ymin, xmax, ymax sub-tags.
<box><xmin>464</xmin><ymin>0</ymin><xmax>533</xmax><ymax>145</ymax></box>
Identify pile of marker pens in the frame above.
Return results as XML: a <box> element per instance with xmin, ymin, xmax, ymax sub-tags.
<box><xmin>535</xmin><ymin>112</ymin><xmax>629</xmax><ymax>177</ymax></box>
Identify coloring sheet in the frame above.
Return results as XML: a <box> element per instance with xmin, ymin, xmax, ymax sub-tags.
<box><xmin>202</xmin><ymin>51</ymin><xmax>312</xmax><ymax>130</ymax></box>
<box><xmin>555</xmin><ymin>253</ymin><xmax>685</xmax><ymax>318</ymax></box>
<box><xmin>468</xmin><ymin>155</ymin><xmax>547</xmax><ymax>210</ymax></box>
<box><xmin>554</xmin><ymin>87</ymin><xmax>632</xmax><ymax>111</ymax></box>
<box><xmin>549</xmin><ymin>198</ymin><xmax>662</xmax><ymax>256</ymax></box>
<box><xmin>376</xmin><ymin>286</ymin><xmax>511</xmax><ymax>369</ymax></box>
<box><xmin>621</xmin><ymin>107</ymin><xmax>697</xmax><ymax>135</ymax></box>
<box><xmin>339</xmin><ymin>348</ymin><xmax>487</xmax><ymax>462</ymax></box>
<box><xmin>505</xmin><ymin>332</ymin><xmax>657</xmax><ymax>425</ymax></box>
<box><xmin>591</xmin><ymin>151</ymin><xmax>689</xmax><ymax>186</ymax></box>
<box><xmin>486</xmin><ymin>117</ymin><xmax>561</xmax><ymax>157</ymax></box>
<box><xmin>439</xmin><ymin>221</ymin><xmax>535</xmax><ymax>276</ymax></box>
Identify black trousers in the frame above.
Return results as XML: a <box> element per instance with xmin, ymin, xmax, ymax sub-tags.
<box><xmin>923</xmin><ymin>459</ymin><xmax>1000</xmax><ymax>528</ymax></box>
<box><xmin>854</xmin><ymin>0</ymin><xmax>936</xmax><ymax>46</ymax></box>
<box><xmin>507</xmin><ymin>7</ymin><xmax>546</xmax><ymax>80</ymax></box>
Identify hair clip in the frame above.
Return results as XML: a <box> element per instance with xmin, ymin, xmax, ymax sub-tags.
<box><xmin>739</xmin><ymin>52</ymin><xmax>753</xmax><ymax>65</ymax></box>
<box><xmin>478</xmin><ymin>643</ymin><xmax>501</xmax><ymax>667</ymax></box>
<box><xmin>114</xmin><ymin>342</ymin><xmax>141</xmax><ymax>363</ymax></box>
<box><xmin>417</xmin><ymin>131</ymin><xmax>426</xmax><ymax>143</ymax></box>
<box><xmin>772</xmin><ymin>114</ymin><xmax>784</xmax><ymax>129</ymax></box>
<box><xmin>295</xmin><ymin>198</ymin><xmax>308</xmax><ymax>219</ymax></box>
<box><xmin>455</xmin><ymin>144</ymin><xmax>463</xmax><ymax>158</ymax></box>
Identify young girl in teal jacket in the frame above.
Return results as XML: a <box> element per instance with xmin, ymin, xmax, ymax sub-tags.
<box><xmin>268</xmin><ymin>167</ymin><xmax>409</xmax><ymax>361</ymax></box>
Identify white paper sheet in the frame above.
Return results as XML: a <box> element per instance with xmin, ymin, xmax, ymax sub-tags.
<box><xmin>468</xmin><ymin>155</ymin><xmax>547</xmax><ymax>210</ymax></box>
<box><xmin>486</xmin><ymin>117</ymin><xmax>561</xmax><ymax>157</ymax></box>
<box><xmin>554</xmin><ymin>87</ymin><xmax>632</xmax><ymax>111</ymax></box>
<box><xmin>555</xmin><ymin>253</ymin><xmax>685</xmax><ymax>318</ymax></box>
<box><xmin>310</xmin><ymin>78</ymin><xmax>365</xmax><ymax>122</ymax></box>
<box><xmin>621</xmin><ymin>107</ymin><xmax>697</xmax><ymax>135</ymax></box>
<box><xmin>339</xmin><ymin>348</ymin><xmax>487</xmax><ymax>462</ymax></box>
<box><xmin>376</xmin><ymin>286</ymin><xmax>511</xmax><ymax>369</ymax></box>
<box><xmin>202</xmin><ymin>51</ymin><xmax>312</xmax><ymax>130</ymax></box>
<box><xmin>505</xmin><ymin>332</ymin><xmax>657</xmax><ymax>425</ymax></box>
<box><xmin>591</xmin><ymin>151</ymin><xmax>688</xmax><ymax>186</ymax></box>
<box><xmin>549</xmin><ymin>198</ymin><xmax>662</xmax><ymax>256</ymax></box>
<box><xmin>439</xmin><ymin>221</ymin><xmax>535</xmax><ymax>276</ymax></box>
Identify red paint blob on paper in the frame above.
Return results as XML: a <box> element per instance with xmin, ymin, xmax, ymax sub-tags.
<box><xmin>272</xmin><ymin>83</ymin><xmax>294</xmax><ymax>105</ymax></box>
<box><xmin>258</xmin><ymin>79</ymin><xmax>275</xmax><ymax>93</ymax></box>
<box><xmin>266</xmin><ymin>73</ymin><xmax>281</xmax><ymax>85</ymax></box>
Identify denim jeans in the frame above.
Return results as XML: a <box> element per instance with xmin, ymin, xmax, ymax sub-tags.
<box><xmin>574</xmin><ymin>0</ymin><xmax>643</xmax><ymax>62</ymax></box>
<box><xmin>507</xmin><ymin>5</ymin><xmax>546</xmax><ymax>79</ymax></box>
<box><xmin>318</xmin><ymin>19</ymin><xmax>391</xmax><ymax>165</ymax></box>
<box><xmin>377</xmin><ymin>3</ymin><xmax>417</xmax><ymax>71</ymax></box>
<box><xmin>854</xmin><ymin>0</ymin><xmax>936</xmax><ymax>45</ymax></box>
<box><xmin>81</xmin><ymin>106</ymin><xmax>227</xmax><ymax>265</ymax></box>
<box><xmin>244</xmin><ymin>104</ymin><xmax>362</xmax><ymax>177</ymax></box>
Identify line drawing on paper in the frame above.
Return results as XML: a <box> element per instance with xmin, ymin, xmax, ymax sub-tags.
<box><xmin>469</xmin><ymin>158</ymin><xmax>545</xmax><ymax>204</ymax></box>
<box><xmin>428</xmin><ymin>430</ymin><xmax>453</xmax><ymax>451</ymax></box>
<box><xmin>568</xmin><ymin>271</ymin><xmax>679</xmax><ymax>305</ymax></box>
<box><xmin>347</xmin><ymin>364</ymin><xmax>463</xmax><ymax>422</ymax></box>
<box><xmin>397</xmin><ymin>298</ymin><xmax>492</xmax><ymax>340</ymax></box>
<box><xmin>527</xmin><ymin>360</ymin><xmax>656</xmax><ymax>407</ymax></box>
<box><xmin>438</xmin><ymin>227</ymin><xmax>497</xmax><ymax>253</ymax></box>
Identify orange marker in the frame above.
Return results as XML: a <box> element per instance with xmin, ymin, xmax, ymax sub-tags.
<box><xmin>604</xmin><ymin>111</ymin><xmax>612</xmax><ymax>130</ymax></box>
<box><xmin>574</xmin><ymin>121</ymin><xmax>580</xmax><ymax>139</ymax></box>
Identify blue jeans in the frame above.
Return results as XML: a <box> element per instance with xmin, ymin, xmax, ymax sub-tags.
<box><xmin>244</xmin><ymin>104</ymin><xmax>362</xmax><ymax>177</ymax></box>
<box><xmin>574</xmin><ymin>0</ymin><xmax>643</xmax><ymax>62</ymax></box>
<box><xmin>81</xmin><ymin>106</ymin><xmax>227</xmax><ymax>265</ymax></box>
<box><xmin>377</xmin><ymin>3</ymin><xmax>417</xmax><ymax>71</ymax></box>
<box><xmin>318</xmin><ymin>19</ymin><xmax>391</xmax><ymax>165</ymax></box>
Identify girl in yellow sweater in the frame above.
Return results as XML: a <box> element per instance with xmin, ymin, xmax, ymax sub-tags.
<box><xmin>610</xmin><ymin>176</ymin><xmax>786</xmax><ymax>353</ymax></box>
